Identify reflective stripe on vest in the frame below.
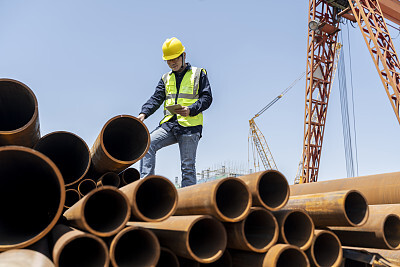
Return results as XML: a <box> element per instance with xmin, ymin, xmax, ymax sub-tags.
<box><xmin>160</xmin><ymin>66</ymin><xmax>203</xmax><ymax>127</ymax></box>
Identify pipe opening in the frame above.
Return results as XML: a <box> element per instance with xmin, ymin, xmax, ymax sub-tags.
<box><xmin>258</xmin><ymin>172</ymin><xmax>288</xmax><ymax>210</ymax></box>
<box><xmin>244</xmin><ymin>209</ymin><xmax>277</xmax><ymax>249</ymax></box>
<box><xmin>0</xmin><ymin>80</ymin><xmax>36</xmax><ymax>131</ymax></box>
<box><xmin>84</xmin><ymin>189</ymin><xmax>129</xmax><ymax>233</ymax></box>
<box><xmin>202</xmin><ymin>249</ymin><xmax>232</xmax><ymax>267</ymax></box>
<box><xmin>344</xmin><ymin>191</ymin><xmax>368</xmax><ymax>226</ymax></box>
<box><xmin>99</xmin><ymin>172</ymin><xmax>120</xmax><ymax>187</ymax></box>
<box><xmin>136</xmin><ymin>178</ymin><xmax>176</xmax><ymax>220</ymax></box>
<box><xmin>103</xmin><ymin>117</ymin><xmax>148</xmax><ymax>162</ymax></box>
<box><xmin>276</xmin><ymin>248</ymin><xmax>308</xmax><ymax>267</ymax></box>
<box><xmin>78</xmin><ymin>179</ymin><xmax>97</xmax><ymax>196</ymax></box>
<box><xmin>216</xmin><ymin>179</ymin><xmax>250</xmax><ymax>220</ymax></box>
<box><xmin>313</xmin><ymin>232</ymin><xmax>341</xmax><ymax>266</ymax></box>
<box><xmin>283</xmin><ymin>211</ymin><xmax>313</xmax><ymax>248</ymax></box>
<box><xmin>65</xmin><ymin>189</ymin><xmax>81</xmax><ymax>209</ymax></box>
<box><xmin>120</xmin><ymin>168</ymin><xmax>140</xmax><ymax>185</ymax></box>
<box><xmin>157</xmin><ymin>248</ymin><xmax>179</xmax><ymax>267</ymax></box>
<box><xmin>58</xmin><ymin>237</ymin><xmax>107</xmax><ymax>267</ymax></box>
<box><xmin>34</xmin><ymin>132</ymin><xmax>90</xmax><ymax>186</ymax></box>
<box><xmin>0</xmin><ymin>148</ymin><xmax>63</xmax><ymax>247</ymax></box>
<box><xmin>188</xmin><ymin>218</ymin><xmax>226</xmax><ymax>260</ymax></box>
<box><xmin>384</xmin><ymin>215</ymin><xmax>400</xmax><ymax>249</ymax></box>
<box><xmin>113</xmin><ymin>228</ymin><xmax>159</xmax><ymax>267</ymax></box>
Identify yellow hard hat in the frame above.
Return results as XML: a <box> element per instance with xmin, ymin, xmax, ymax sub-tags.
<box><xmin>162</xmin><ymin>37</ymin><xmax>185</xmax><ymax>60</ymax></box>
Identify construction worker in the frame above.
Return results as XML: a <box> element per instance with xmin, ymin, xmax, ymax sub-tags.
<box><xmin>137</xmin><ymin>37</ymin><xmax>212</xmax><ymax>187</ymax></box>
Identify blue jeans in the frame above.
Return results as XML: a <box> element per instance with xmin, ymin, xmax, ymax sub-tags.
<box><xmin>140</xmin><ymin>126</ymin><xmax>200</xmax><ymax>187</ymax></box>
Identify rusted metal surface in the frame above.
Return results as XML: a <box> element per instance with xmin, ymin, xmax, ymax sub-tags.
<box><xmin>128</xmin><ymin>215</ymin><xmax>227</xmax><ymax>264</ymax></box>
<box><xmin>119</xmin><ymin>167</ymin><xmax>140</xmax><ymax>186</ymax></box>
<box><xmin>90</xmin><ymin>115</ymin><xmax>150</xmax><ymax>175</ymax></box>
<box><xmin>329</xmin><ymin>205</ymin><xmax>400</xmax><ymax>250</ymax></box>
<box><xmin>0</xmin><ymin>249</ymin><xmax>55</xmax><ymax>267</ymax></box>
<box><xmin>0</xmin><ymin>79</ymin><xmax>40</xmax><ymax>147</ymax></box>
<box><xmin>157</xmin><ymin>247</ymin><xmax>179</xmax><ymax>267</ymax></box>
<box><xmin>224</xmin><ymin>207</ymin><xmax>278</xmax><ymax>252</ymax></box>
<box><xmin>199</xmin><ymin>249</ymin><xmax>232</xmax><ymax>267</ymax></box>
<box><xmin>175</xmin><ymin>177</ymin><xmax>252</xmax><ymax>222</ymax></box>
<box><xmin>109</xmin><ymin>226</ymin><xmax>160</xmax><ymax>267</ymax></box>
<box><xmin>51</xmin><ymin>224</ymin><xmax>109</xmax><ymax>267</ymax></box>
<box><xmin>286</xmin><ymin>190</ymin><xmax>369</xmax><ymax>227</ymax></box>
<box><xmin>273</xmin><ymin>209</ymin><xmax>315</xmax><ymax>250</ymax></box>
<box><xmin>78</xmin><ymin>178</ymin><xmax>97</xmax><ymax>196</ymax></box>
<box><xmin>306</xmin><ymin>230</ymin><xmax>342</xmax><ymax>267</ymax></box>
<box><xmin>290</xmin><ymin>172</ymin><xmax>400</xmax><ymax>205</ymax></box>
<box><xmin>379</xmin><ymin>0</ymin><xmax>400</xmax><ymax>25</ymax></box>
<box><xmin>230</xmin><ymin>244</ymin><xmax>310</xmax><ymax>267</ymax></box>
<box><xmin>120</xmin><ymin>175</ymin><xmax>177</xmax><ymax>222</ymax></box>
<box><xmin>65</xmin><ymin>188</ymin><xmax>81</xmax><ymax>209</ymax></box>
<box><xmin>97</xmin><ymin>172</ymin><xmax>120</xmax><ymax>188</ymax></box>
<box><xmin>64</xmin><ymin>186</ymin><xmax>131</xmax><ymax>237</ymax></box>
<box><xmin>34</xmin><ymin>131</ymin><xmax>91</xmax><ymax>186</ymax></box>
<box><xmin>0</xmin><ymin>146</ymin><xmax>65</xmax><ymax>251</ymax></box>
<box><xmin>237</xmin><ymin>170</ymin><xmax>289</xmax><ymax>211</ymax></box>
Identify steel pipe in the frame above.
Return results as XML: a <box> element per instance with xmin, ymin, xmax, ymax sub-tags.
<box><xmin>230</xmin><ymin>244</ymin><xmax>310</xmax><ymax>267</ymax></box>
<box><xmin>174</xmin><ymin>177</ymin><xmax>252</xmax><ymax>222</ymax></box>
<box><xmin>97</xmin><ymin>172</ymin><xmax>120</xmax><ymax>188</ymax></box>
<box><xmin>290</xmin><ymin>171</ymin><xmax>400</xmax><ymax>205</ymax></box>
<box><xmin>64</xmin><ymin>186</ymin><xmax>131</xmax><ymax>237</ymax></box>
<box><xmin>0</xmin><ymin>79</ymin><xmax>40</xmax><ymax>147</ymax></box>
<box><xmin>0</xmin><ymin>146</ymin><xmax>65</xmax><ymax>251</ymax></box>
<box><xmin>34</xmin><ymin>131</ymin><xmax>91</xmax><ymax>186</ymax></box>
<box><xmin>157</xmin><ymin>247</ymin><xmax>179</xmax><ymax>267</ymax></box>
<box><xmin>306</xmin><ymin>230</ymin><xmax>342</xmax><ymax>267</ymax></box>
<box><xmin>90</xmin><ymin>115</ymin><xmax>150</xmax><ymax>174</ymax></box>
<box><xmin>51</xmin><ymin>224</ymin><xmax>109</xmax><ymax>267</ymax></box>
<box><xmin>237</xmin><ymin>170</ymin><xmax>289</xmax><ymax>211</ymax></box>
<box><xmin>119</xmin><ymin>167</ymin><xmax>140</xmax><ymax>186</ymax></box>
<box><xmin>120</xmin><ymin>175</ymin><xmax>177</xmax><ymax>222</ymax></box>
<box><xmin>0</xmin><ymin>249</ymin><xmax>55</xmax><ymax>267</ymax></box>
<box><xmin>224</xmin><ymin>207</ymin><xmax>278</xmax><ymax>252</ymax></box>
<box><xmin>78</xmin><ymin>178</ymin><xmax>97</xmax><ymax>196</ymax></box>
<box><xmin>329</xmin><ymin>205</ymin><xmax>400</xmax><ymax>250</ymax></box>
<box><xmin>286</xmin><ymin>190</ymin><xmax>369</xmax><ymax>227</ymax></box>
<box><xmin>65</xmin><ymin>188</ymin><xmax>81</xmax><ymax>209</ymax></box>
<box><xmin>273</xmin><ymin>209</ymin><xmax>315</xmax><ymax>250</ymax></box>
<box><xmin>200</xmin><ymin>249</ymin><xmax>232</xmax><ymax>267</ymax></box>
<box><xmin>128</xmin><ymin>215</ymin><xmax>227</xmax><ymax>264</ymax></box>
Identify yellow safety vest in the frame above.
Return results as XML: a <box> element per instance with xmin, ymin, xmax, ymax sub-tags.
<box><xmin>160</xmin><ymin>66</ymin><xmax>204</xmax><ymax>127</ymax></box>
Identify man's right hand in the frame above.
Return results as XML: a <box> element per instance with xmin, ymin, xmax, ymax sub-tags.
<box><xmin>137</xmin><ymin>113</ymin><xmax>146</xmax><ymax>122</ymax></box>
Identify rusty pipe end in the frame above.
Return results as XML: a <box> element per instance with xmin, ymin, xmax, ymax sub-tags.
<box><xmin>34</xmin><ymin>131</ymin><xmax>91</xmax><ymax>187</ymax></box>
<box><xmin>199</xmin><ymin>249</ymin><xmax>232</xmax><ymax>267</ymax></box>
<box><xmin>264</xmin><ymin>244</ymin><xmax>310</xmax><ymax>267</ymax></box>
<box><xmin>243</xmin><ymin>208</ymin><xmax>279</xmax><ymax>252</ymax></box>
<box><xmin>257</xmin><ymin>170</ymin><xmax>289</xmax><ymax>211</ymax></box>
<box><xmin>307</xmin><ymin>230</ymin><xmax>342</xmax><ymax>267</ymax></box>
<box><xmin>122</xmin><ymin>175</ymin><xmax>178</xmax><ymax>222</ymax></box>
<box><xmin>157</xmin><ymin>247</ymin><xmax>180</xmax><ymax>267</ymax></box>
<box><xmin>78</xmin><ymin>178</ymin><xmax>97</xmax><ymax>197</ymax></box>
<box><xmin>119</xmin><ymin>167</ymin><xmax>140</xmax><ymax>186</ymax></box>
<box><xmin>65</xmin><ymin>188</ymin><xmax>81</xmax><ymax>209</ymax></box>
<box><xmin>213</xmin><ymin>177</ymin><xmax>252</xmax><ymax>222</ymax></box>
<box><xmin>383</xmin><ymin>214</ymin><xmax>400</xmax><ymax>249</ymax></box>
<box><xmin>344</xmin><ymin>190</ymin><xmax>369</xmax><ymax>227</ymax></box>
<box><xmin>64</xmin><ymin>186</ymin><xmax>131</xmax><ymax>237</ymax></box>
<box><xmin>97</xmin><ymin>172</ymin><xmax>120</xmax><ymax>188</ymax></box>
<box><xmin>110</xmin><ymin>226</ymin><xmax>160</xmax><ymax>267</ymax></box>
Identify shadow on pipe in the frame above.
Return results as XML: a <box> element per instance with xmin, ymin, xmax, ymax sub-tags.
<box><xmin>0</xmin><ymin>146</ymin><xmax>65</xmax><ymax>251</ymax></box>
<box><xmin>129</xmin><ymin>215</ymin><xmax>227</xmax><ymax>264</ymax></box>
<box><xmin>156</xmin><ymin>247</ymin><xmax>179</xmax><ymax>267</ymax></box>
<box><xmin>273</xmin><ymin>209</ymin><xmax>315</xmax><ymax>250</ymax></box>
<box><xmin>34</xmin><ymin>131</ymin><xmax>91</xmax><ymax>187</ymax></box>
<box><xmin>0</xmin><ymin>79</ymin><xmax>40</xmax><ymax>147</ymax></box>
<box><xmin>120</xmin><ymin>175</ymin><xmax>178</xmax><ymax>222</ymax></box>
<box><xmin>90</xmin><ymin>115</ymin><xmax>150</xmax><ymax>175</ymax></box>
<box><xmin>175</xmin><ymin>177</ymin><xmax>252</xmax><ymax>222</ymax></box>
<box><xmin>97</xmin><ymin>172</ymin><xmax>120</xmax><ymax>188</ymax></box>
<box><xmin>178</xmin><ymin>257</ymin><xmax>200</xmax><ymax>267</ymax></box>
<box><xmin>51</xmin><ymin>224</ymin><xmax>109</xmax><ymax>267</ymax></box>
<box><xmin>237</xmin><ymin>170</ymin><xmax>289</xmax><ymax>211</ymax></box>
<box><xmin>0</xmin><ymin>249</ymin><xmax>55</xmax><ymax>267</ymax></box>
<box><xmin>78</xmin><ymin>178</ymin><xmax>97</xmax><ymax>197</ymax></box>
<box><xmin>306</xmin><ymin>230</ymin><xmax>342</xmax><ymax>267</ymax></box>
<box><xmin>64</xmin><ymin>186</ymin><xmax>131</xmax><ymax>237</ymax></box>
<box><xmin>119</xmin><ymin>167</ymin><xmax>140</xmax><ymax>187</ymax></box>
<box><xmin>109</xmin><ymin>226</ymin><xmax>160</xmax><ymax>267</ymax></box>
<box><xmin>224</xmin><ymin>207</ymin><xmax>278</xmax><ymax>253</ymax></box>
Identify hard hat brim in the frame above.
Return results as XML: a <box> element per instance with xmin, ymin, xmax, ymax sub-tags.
<box><xmin>162</xmin><ymin>48</ymin><xmax>185</xmax><ymax>61</ymax></box>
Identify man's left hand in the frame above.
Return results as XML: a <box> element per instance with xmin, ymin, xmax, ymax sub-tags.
<box><xmin>175</xmin><ymin>106</ymin><xmax>190</xmax><ymax>117</ymax></box>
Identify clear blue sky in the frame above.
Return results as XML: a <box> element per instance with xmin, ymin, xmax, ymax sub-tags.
<box><xmin>1</xmin><ymin>0</ymin><xmax>400</xmax><ymax>184</ymax></box>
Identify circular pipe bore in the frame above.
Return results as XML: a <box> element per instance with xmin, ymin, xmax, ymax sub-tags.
<box><xmin>156</xmin><ymin>247</ymin><xmax>179</xmax><ymax>267</ymax></box>
<box><xmin>0</xmin><ymin>79</ymin><xmax>40</xmax><ymax>147</ymax></box>
<box><xmin>34</xmin><ymin>131</ymin><xmax>91</xmax><ymax>187</ymax></box>
<box><xmin>0</xmin><ymin>146</ymin><xmax>65</xmax><ymax>251</ymax></box>
<box><xmin>344</xmin><ymin>191</ymin><xmax>369</xmax><ymax>226</ymax></box>
<box><xmin>110</xmin><ymin>226</ymin><xmax>160</xmax><ymax>267</ymax></box>
<box><xmin>309</xmin><ymin>230</ymin><xmax>342</xmax><ymax>267</ymax></box>
<box><xmin>199</xmin><ymin>250</ymin><xmax>232</xmax><ymax>267</ymax></box>
<box><xmin>215</xmin><ymin>178</ymin><xmax>251</xmax><ymax>222</ymax></box>
<box><xmin>65</xmin><ymin>189</ymin><xmax>81</xmax><ymax>209</ymax></box>
<box><xmin>384</xmin><ymin>214</ymin><xmax>400</xmax><ymax>249</ymax></box>
<box><xmin>78</xmin><ymin>179</ymin><xmax>97</xmax><ymax>196</ymax></box>
<box><xmin>258</xmin><ymin>170</ymin><xmax>289</xmax><ymax>211</ymax></box>
<box><xmin>119</xmin><ymin>168</ymin><xmax>140</xmax><ymax>186</ymax></box>
<box><xmin>271</xmin><ymin>245</ymin><xmax>309</xmax><ymax>267</ymax></box>
<box><xmin>97</xmin><ymin>172</ymin><xmax>120</xmax><ymax>187</ymax></box>
<box><xmin>279</xmin><ymin>210</ymin><xmax>314</xmax><ymax>250</ymax></box>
